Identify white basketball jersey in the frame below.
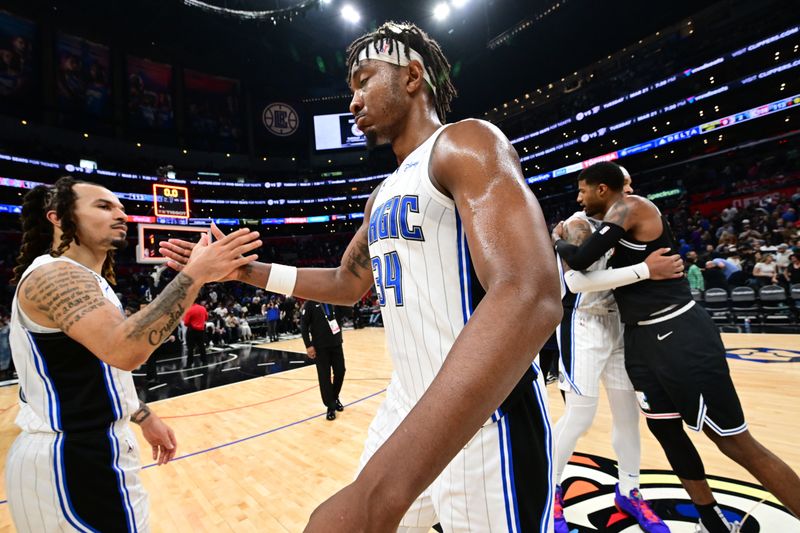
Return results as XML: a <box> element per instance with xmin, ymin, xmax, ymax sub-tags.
<box><xmin>10</xmin><ymin>254</ymin><xmax>139</xmax><ymax>434</ymax></box>
<box><xmin>367</xmin><ymin>125</ymin><xmax>481</xmax><ymax>407</ymax></box>
<box><xmin>559</xmin><ymin>211</ymin><xmax>617</xmax><ymax>313</ymax></box>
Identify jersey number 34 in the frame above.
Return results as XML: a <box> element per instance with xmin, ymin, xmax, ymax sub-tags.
<box><xmin>371</xmin><ymin>251</ymin><xmax>404</xmax><ymax>306</ymax></box>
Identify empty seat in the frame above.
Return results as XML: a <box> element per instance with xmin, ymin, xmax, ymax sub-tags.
<box><xmin>703</xmin><ymin>287</ymin><xmax>730</xmax><ymax>325</ymax></box>
<box><xmin>730</xmin><ymin>286</ymin><xmax>759</xmax><ymax>326</ymax></box>
<box><xmin>791</xmin><ymin>284</ymin><xmax>800</xmax><ymax>308</ymax></box>
<box><xmin>759</xmin><ymin>284</ymin><xmax>793</xmax><ymax>325</ymax></box>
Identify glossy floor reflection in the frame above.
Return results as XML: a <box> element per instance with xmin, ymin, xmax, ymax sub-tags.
<box><xmin>132</xmin><ymin>338</ymin><xmax>313</xmax><ymax>402</ymax></box>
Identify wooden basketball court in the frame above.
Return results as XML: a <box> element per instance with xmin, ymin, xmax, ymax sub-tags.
<box><xmin>0</xmin><ymin>330</ymin><xmax>797</xmax><ymax>532</ymax></box>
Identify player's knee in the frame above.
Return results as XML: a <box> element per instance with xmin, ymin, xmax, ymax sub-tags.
<box><xmin>705</xmin><ymin>429</ymin><xmax>752</xmax><ymax>463</ymax></box>
<box><xmin>646</xmin><ymin>417</ymin><xmax>706</xmax><ymax>480</ymax></box>
<box><xmin>563</xmin><ymin>395</ymin><xmax>599</xmax><ymax>434</ymax></box>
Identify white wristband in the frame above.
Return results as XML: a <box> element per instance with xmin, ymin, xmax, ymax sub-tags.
<box><xmin>266</xmin><ymin>263</ymin><xmax>297</xmax><ymax>295</ymax></box>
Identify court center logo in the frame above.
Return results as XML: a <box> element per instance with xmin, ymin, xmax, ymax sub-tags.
<box><xmin>726</xmin><ymin>347</ymin><xmax>800</xmax><ymax>363</ymax></box>
<box><xmin>561</xmin><ymin>453</ymin><xmax>798</xmax><ymax>532</ymax></box>
<box><xmin>262</xmin><ymin>102</ymin><xmax>299</xmax><ymax>137</ymax></box>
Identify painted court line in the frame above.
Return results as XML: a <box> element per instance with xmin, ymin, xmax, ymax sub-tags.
<box><xmin>0</xmin><ymin>388</ymin><xmax>388</xmax><ymax>507</ymax></box>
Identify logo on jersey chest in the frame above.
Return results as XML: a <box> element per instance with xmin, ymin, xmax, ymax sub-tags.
<box><xmin>368</xmin><ymin>194</ymin><xmax>425</xmax><ymax>245</ymax></box>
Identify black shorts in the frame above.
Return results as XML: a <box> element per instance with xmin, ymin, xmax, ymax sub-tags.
<box><xmin>624</xmin><ymin>303</ymin><xmax>747</xmax><ymax>436</ymax></box>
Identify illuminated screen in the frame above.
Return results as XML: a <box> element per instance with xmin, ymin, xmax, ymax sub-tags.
<box><xmin>313</xmin><ymin>112</ymin><xmax>366</xmax><ymax>151</ymax></box>
<box><xmin>153</xmin><ymin>184</ymin><xmax>190</xmax><ymax>218</ymax></box>
<box><xmin>136</xmin><ymin>223</ymin><xmax>209</xmax><ymax>264</ymax></box>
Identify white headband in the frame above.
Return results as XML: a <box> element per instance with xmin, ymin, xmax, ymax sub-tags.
<box><xmin>355</xmin><ymin>38</ymin><xmax>437</xmax><ymax>95</ymax></box>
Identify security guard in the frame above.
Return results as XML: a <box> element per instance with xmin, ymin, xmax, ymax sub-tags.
<box><xmin>300</xmin><ymin>300</ymin><xmax>346</xmax><ymax>420</ymax></box>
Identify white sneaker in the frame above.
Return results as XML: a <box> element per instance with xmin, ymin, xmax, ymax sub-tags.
<box><xmin>695</xmin><ymin>520</ymin><xmax>742</xmax><ymax>533</ymax></box>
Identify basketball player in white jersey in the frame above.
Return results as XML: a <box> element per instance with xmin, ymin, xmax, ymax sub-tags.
<box><xmin>552</xmin><ymin>172</ymin><xmax>681</xmax><ymax>533</ymax></box>
<box><xmin>7</xmin><ymin>177</ymin><xmax>262</xmax><ymax>532</ymax></box>
<box><xmin>555</xmin><ymin>162</ymin><xmax>800</xmax><ymax>532</ymax></box>
<box><xmin>161</xmin><ymin>21</ymin><xmax>562</xmax><ymax>533</ymax></box>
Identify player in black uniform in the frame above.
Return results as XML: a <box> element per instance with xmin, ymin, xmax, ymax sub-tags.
<box><xmin>553</xmin><ymin>162</ymin><xmax>799</xmax><ymax>532</ymax></box>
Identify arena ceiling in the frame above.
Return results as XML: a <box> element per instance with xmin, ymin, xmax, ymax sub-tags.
<box><xmin>13</xmin><ymin>0</ymin><xmax>721</xmax><ymax>117</ymax></box>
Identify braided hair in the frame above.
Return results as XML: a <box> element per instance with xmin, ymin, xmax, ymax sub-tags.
<box><xmin>346</xmin><ymin>21</ymin><xmax>457</xmax><ymax>123</ymax></box>
<box><xmin>12</xmin><ymin>176</ymin><xmax>117</xmax><ymax>285</ymax></box>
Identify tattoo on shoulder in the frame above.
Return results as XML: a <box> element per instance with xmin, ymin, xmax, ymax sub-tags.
<box><xmin>604</xmin><ymin>199</ymin><xmax>630</xmax><ymax>227</ymax></box>
<box><xmin>343</xmin><ymin>230</ymin><xmax>372</xmax><ymax>279</ymax></box>
<box><xmin>23</xmin><ymin>265</ymin><xmax>109</xmax><ymax>334</ymax></box>
<box><xmin>126</xmin><ymin>272</ymin><xmax>195</xmax><ymax>346</ymax></box>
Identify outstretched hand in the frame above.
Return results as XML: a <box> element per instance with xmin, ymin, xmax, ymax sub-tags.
<box><xmin>159</xmin><ymin>224</ymin><xmax>262</xmax><ymax>283</ymax></box>
<box><xmin>645</xmin><ymin>248</ymin><xmax>684</xmax><ymax>280</ymax></box>
<box><xmin>160</xmin><ymin>224</ymin><xmax>257</xmax><ymax>283</ymax></box>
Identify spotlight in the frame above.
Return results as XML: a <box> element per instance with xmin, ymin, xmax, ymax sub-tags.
<box><xmin>433</xmin><ymin>2</ymin><xmax>450</xmax><ymax>20</ymax></box>
<box><xmin>341</xmin><ymin>4</ymin><xmax>360</xmax><ymax>23</ymax></box>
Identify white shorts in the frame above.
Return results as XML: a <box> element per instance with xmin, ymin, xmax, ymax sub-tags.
<box><xmin>358</xmin><ymin>370</ymin><xmax>554</xmax><ymax>533</ymax></box>
<box><xmin>556</xmin><ymin>309</ymin><xmax>633</xmax><ymax>397</ymax></box>
<box><xmin>5</xmin><ymin>421</ymin><xmax>149</xmax><ymax>532</ymax></box>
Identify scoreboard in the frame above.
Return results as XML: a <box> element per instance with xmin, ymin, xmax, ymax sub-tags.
<box><xmin>153</xmin><ymin>184</ymin><xmax>190</xmax><ymax>219</ymax></box>
<box><xmin>136</xmin><ymin>223</ymin><xmax>210</xmax><ymax>264</ymax></box>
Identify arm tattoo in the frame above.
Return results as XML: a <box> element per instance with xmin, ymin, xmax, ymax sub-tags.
<box><xmin>604</xmin><ymin>199</ymin><xmax>630</xmax><ymax>227</ymax></box>
<box><xmin>565</xmin><ymin>220</ymin><xmax>592</xmax><ymax>246</ymax></box>
<box><xmin>126</xmin><ymin>272</ymin><xmax>195</xmax><ymax>346</ymax></box>
<box><xmin>343</xmin><ymin>229</ymin><xmax>372</xmax><ymax>279</ymax></box>
<box><xmin>23</xmin><ymin>265</ymin><xmax>110</xmax><ymax>334</ymax></box>
<box><xmin>130</xmin><ymin>400</ymin><xmax>152</xmax><ymax>425</ymax></box>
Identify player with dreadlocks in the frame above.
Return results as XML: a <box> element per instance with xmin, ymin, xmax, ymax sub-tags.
<box><xmin>162</xmin><ymin>21</ymin><xmax>562</xmax><ymax>533</ymax></box>
<box><xmin>6</xmin><ymin>176</ymin><xmax>261</xmax><ymax>532</ymax></box>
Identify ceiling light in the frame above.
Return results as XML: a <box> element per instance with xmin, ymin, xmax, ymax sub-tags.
<box><xmin>341</xmin><ymin>4</ymin><xmax>360</xmax><ymax>23</ymax></box>
<box><xmin>434</xmin><ymin>2</ymin><xmax>450</xmax><ymax>20</ymax></box>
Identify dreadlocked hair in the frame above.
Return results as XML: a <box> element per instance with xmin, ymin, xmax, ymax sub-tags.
<box><xmin>346</xmin><ymin>21</ymin><xmax>457</xmax><ymax>123</ymax></box>
<box><xmin>12</xmin><ymin>176</ymin><xmax>117</xmax><ymax>286</ymax></box>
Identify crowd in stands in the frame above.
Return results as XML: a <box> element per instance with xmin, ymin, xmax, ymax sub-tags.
<box><xmin>120</xmin><ymin>268</ymin><xmax>383</xmax><ymax>349</ymax></box>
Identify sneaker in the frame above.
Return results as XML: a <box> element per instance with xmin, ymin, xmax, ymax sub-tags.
<box><xmin>695</xmin><ymin>519</ymin><xmax>743</xmax><ymax>532</ymax></box>
<box><xmin>335</xmin><ymin>399</ymin><xmax>344</xmax><ymax>412</ymax></box>
<box><xmin>554</xmin><ymin>485</ymin><xmax>570</xmax><ymax>533</ymax></box>
<box><xmin>614</xmin><ymin>484</ymin><xmax>669</xmax><ymax>533</ymax></box>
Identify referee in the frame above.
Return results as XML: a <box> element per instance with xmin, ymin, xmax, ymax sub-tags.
<box><xmin>300</xmin><ymin>300</ymin><xmax>346</xmax><ymax>421</ymax></box>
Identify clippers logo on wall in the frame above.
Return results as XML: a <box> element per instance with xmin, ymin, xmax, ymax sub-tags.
<box><xmin>262</xmin><ymin>102</ymin><xmax>299</xmax><ymax>136</ymax></box>
<box><xmin>561</xmin><ymin>453</ymin><xmax>798</xmax><ymax>531</ymax></box>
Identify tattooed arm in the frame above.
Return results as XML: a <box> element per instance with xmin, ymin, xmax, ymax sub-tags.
<box><xmin>18</xmin><ymin>228</ymin><xmax>262</xmax><ymax>371</ymax></box>
<box><xmin>18</xmin><ymin>262</ymin><xmax>199</xmax><ymax>370</ymax></box>
<box><xmin>554</xmin><ymin>196</ymin><xmax>638</xmax><ymax>271</ymax></box>
<box><xmin>559</xmin><ymin>218</ymin><xmax>593</xmax><ymax>273</ymax></box>
<box><xmin>161</xmin><ymin>186</ymin><xmax>382</xmax><ymax>306</ymax></box>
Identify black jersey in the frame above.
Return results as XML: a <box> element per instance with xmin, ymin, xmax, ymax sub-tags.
<box><xmin>608</xmin><ymin>216</ymin><xmax>693</xmax><ymax>324</ymax></box>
